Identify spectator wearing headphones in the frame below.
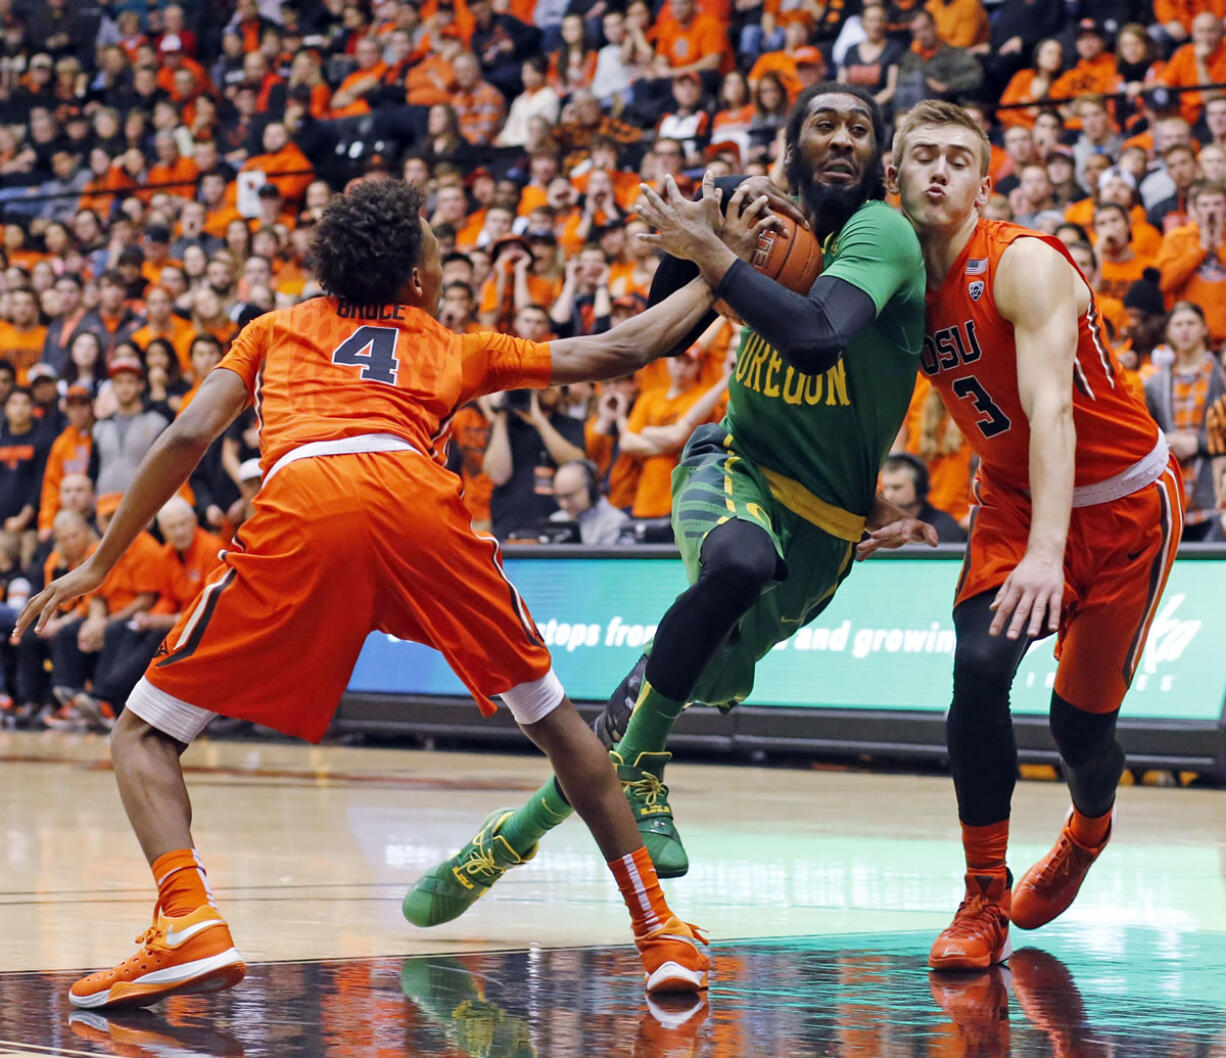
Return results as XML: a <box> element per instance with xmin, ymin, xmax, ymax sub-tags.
<box><xmin>549</xmin><ymin>458</ymin><xmax>632</xmax><ymax>545</ymax></box>
<box><xmin>879</xmin><ymin>454</ymin><xmax>966</xmax><ymax>543</ymax></box>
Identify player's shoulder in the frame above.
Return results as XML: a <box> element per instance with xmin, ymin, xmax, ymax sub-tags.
<box><xmin>840</xmin><ymin>201</ymin><xmax>922</xmax><ymax>254</ymax></box>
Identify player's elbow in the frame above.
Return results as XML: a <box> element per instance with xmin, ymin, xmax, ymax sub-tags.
<box><xmin>777</xmin><ymin>335</ymin><xmax>845</xmax><ymax>375</ymax></box>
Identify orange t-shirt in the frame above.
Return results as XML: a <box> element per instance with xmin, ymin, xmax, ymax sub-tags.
<box><xmin>94</xmin><ymin>531</ymin><xmax>163</xmax><ymax>614</ymax></box>
<box><xmin>153</xmin><ymin>527</ymin><xmax>225</xmax><ymax>614</ymax></box>
<box><xmin>585</xmin><ymin>416</ymin><xmax>640</xmax><ymax>510</ymax></box>
<box><xmin>132</xmin><ymin>318</ymin><xmax>198</xmax><ymax>375</ymax></box>
<box><xmin>447</xmin><ymin>403</ymin><xmax>494</xmax><ymax>526</ymax></box>
<box><xmin>1160</xmin><ymin>41</ymin><xmax>1226</xmax><ymax>125</ymax></box>
<box><xmin>901</xmin><ymin>375</ymin><xmax>972</xmax><ymax>523</ymax></box>
<box><xmin>38</xmin><ymin>424</ymin><xmax>93</xmax><ymax>534</ymax></box>
<box><xmin>0</xmin><ymin>322</ymin><xmax>48</xmax><ymax>381</ymax></box>
<box><xmin>219</xmin><ymin>297</ymin><xmax>555</xmax><ymax>475</ymax></box>
<box><xmin>625</xmin><ymin>383</ymin><xmax>719</xmax><ymax>517</ymax></box>
<box><xmin>240</xmin><ymin>143</ymin><xmax>314</xmax><ymax>206</ymax></box>
<box><xmin>330</xmin><ymin>63</ymin><xmax>389</xmax><ymax>118</ymax></box>
<box><xmin>1049</xmin><ymin>53</ymin><xmax>1119</xmax><ymax>101</ymax></box>
<box><xmin>923</xmin><ymin>219</ymin><xmax>1159</xmax><ymax>494</ymax></box>
<box><xmin>1098</xmin><ymin>255</ymin><xmax>1153</xmax><ymax>302</ymax></box>
<box><xmin>925</xmin><ymin>0</ymin><xmax>987</xmax><ymax>49</ymax></box>
<box><xmin>998</xmin><ymin>68</ymin><xmax>1049</xmax><ymax>129</ymax></box>
<box><xmin>654</xmin><ymin>12</ymin><xmax>726</xmax><ymax>70</ymax></box>
<box><xmin>147</xmin><ymin>156</ymin><xmax>199</xmax><ymax>199</ymax></box>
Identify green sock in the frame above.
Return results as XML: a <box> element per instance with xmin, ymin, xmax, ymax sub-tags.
<box><xmin>614</xmin><ymin>679</ymin><xmax>687</xmax><ymax>762</ymax></box>
<box><xmin>497</xmin><ymin>776</ymin><xmax>573</xmax><ymax>855</ymax></box>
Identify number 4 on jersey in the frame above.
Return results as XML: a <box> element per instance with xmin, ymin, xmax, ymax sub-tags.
<box><xmin>332</xmin><ymin>325</ymin><xmax>400</xmax><ymax>385</ymax></box>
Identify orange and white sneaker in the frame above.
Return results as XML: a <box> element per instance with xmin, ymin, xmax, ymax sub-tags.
<box><xmin>69</xmin><ymin>904</ymin><xmax>246</xmax><ymax>1010</ymax></box>
<box><xmin>635</xmin><ymin>917</ymin><xmax>709</xmax><ymax>995</ymax></box>
<box><xmin>929</xmin><ymin>869</ymin><xmax>1012</xmax><ymax>971</ymax></box>
<box><xmin>1011</xmin><ymin>807</ymin><xmax>1113</xmax><ymax>931</ymax></box>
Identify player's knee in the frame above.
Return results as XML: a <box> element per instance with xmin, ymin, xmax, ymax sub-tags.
<box><xmin>951</xmin><ymin>636</ymin><xmax>1017</xmax><ymax>701</ymax></box>
<box><xmin>1050</xmin><ymin>695</ymin><xmax>1119</xmax><ymax>767</ymax></box>
<box><xmin>698</xmin><ymin>526</ymin><xmax>777</xmax><ymax>603</ymax></box>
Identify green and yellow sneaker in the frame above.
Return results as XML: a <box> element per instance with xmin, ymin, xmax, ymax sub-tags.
<box><xmin>402</xmin><ymin>810</ymin><xmax>537</xmax><ymax>927</ymax></box>
<box><xmin>613</xmin><ymin>750</ymin><xmax>689</xmax><ymax>879</ymax></box>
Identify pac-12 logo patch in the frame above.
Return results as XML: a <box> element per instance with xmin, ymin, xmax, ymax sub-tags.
<box><xmin>968</xmin><ymin>280</ymin><xmax>984</xmax><ymax>301</ymax></box>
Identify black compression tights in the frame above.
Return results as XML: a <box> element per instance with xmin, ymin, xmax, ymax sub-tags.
<box><xmin>948</xmin><ymin>591</ymin><xmax>1126</xmax><ymax>826</ymax></box>
<box><xmin>643</xmin><ymin>518</ymin><xmax>779</xmax><ymax>701</ymax></box>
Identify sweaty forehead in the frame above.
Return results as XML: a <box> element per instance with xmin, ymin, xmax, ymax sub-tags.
<box><xmin>805</xmin><ymin>95</ymin><xmax>873</xmax><ymax>123</ymax></box>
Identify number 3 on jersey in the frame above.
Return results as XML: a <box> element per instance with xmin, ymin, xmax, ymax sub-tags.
<box><xmin>332</xmin><ymin>325</ymin><xmax>400</xmax><ymax>385</ymax></box>
<box><xmin>951</xmin><ymin>375</ymin><xmax>1011</xmax><ymax>438</ymax></box>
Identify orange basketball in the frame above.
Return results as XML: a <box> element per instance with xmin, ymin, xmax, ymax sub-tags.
<box><xmin>714</xmin><ymin>213</ymin><xmax>823</xmax><ymax>321</ymax></box>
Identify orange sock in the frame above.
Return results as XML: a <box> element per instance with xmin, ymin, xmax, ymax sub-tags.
<box><xmin>608</xmin><ymin>846</ymin><xmax>673</xmax><ymax>937</ymax></box>
<box><xmin>961</xmin><ymin>820</ymin><xmax>1009</xmax><ymax>871</ymax></box>
<box><xmin>151</xmin><ymin>848</ymin><xmax>215</xmax><ymax>918</ymax></box>
<box><xmin>1070</xmin><ymin>806</ymin><xmax>1112</xmax><ymax>847</ymax></box>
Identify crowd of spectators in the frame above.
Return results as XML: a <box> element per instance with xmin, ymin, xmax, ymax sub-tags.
<box><xmin>0</xmin><ymin>0</ymin><xmax>1224</xmax><ymax>730</ymax></box>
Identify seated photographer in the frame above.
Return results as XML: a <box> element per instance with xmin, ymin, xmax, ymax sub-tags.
<box><xmin>484</xmin><ymin>386</ymin><xmax>585</xmax><ymax>539</ymax></box>
<box><xmin>879</xmin><ymin>454</ymin><xmax>966</xmax><ymax>543</ymax></box>
<box><xmin>547</xmin><ymin>459</ymin><xmax>633</xmax><ymax>545</ymax></box>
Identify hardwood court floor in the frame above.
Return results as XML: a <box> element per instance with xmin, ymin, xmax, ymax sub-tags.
<box><xmin>1</xmin><ymin>730</ymin><xmax>1224</xmax><ymax>1056</ymax></box>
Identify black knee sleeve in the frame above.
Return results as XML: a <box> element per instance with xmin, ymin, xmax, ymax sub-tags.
<box><xmin>946</xmin><ymin>592</ymin><xmax>1033</xmax><ymax>827</ymax></box>
<box><xmin>1050</xmin><ymin>694</ymin><xmax>1124</xmax><ymax>819</ymax></box>
<box><xmin>644</xmin><ymin>519</ymin><xmax>778</xmax><ymax>700</ymax></box>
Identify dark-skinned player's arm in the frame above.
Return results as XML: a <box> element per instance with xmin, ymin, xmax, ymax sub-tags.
<box><xmin>637</xmin><ymin>173</ymin><xmax>879</xmax><ymax>376</ymax></box>
<box><xmin>546</xmin><ymin>176</ymin><xmax>733</xmax><ymax>383</ymax></box>
<box><xmin>13</xmin><ymin>367</ymin><xmax>251</xmax><ymax>642</ymax></box>
<box><xmin>989</xmin><ymin>237</ymin><xmax>1078</xmax><ymax>641</ymax></box>
<box><xmin>855</xmin><ymin>494</ymin><xmax>939</xmax><ymax>560</ymax></box>
<box><xmin>547</xmin><ymin>263</ymin><xmax>718</xmax><ymax>384</ymax></box>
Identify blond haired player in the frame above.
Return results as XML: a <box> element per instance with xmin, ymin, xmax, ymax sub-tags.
<box><xmin>881</xmin><ymin>101</ymin><xmax>1183</xmax><ymax>970</ymax></box>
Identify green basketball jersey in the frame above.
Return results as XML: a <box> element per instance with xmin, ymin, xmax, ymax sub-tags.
<box><xmin>722</xmin><ymin>200</ymin><xmax>926</xmax><ymax>517</ymax></box>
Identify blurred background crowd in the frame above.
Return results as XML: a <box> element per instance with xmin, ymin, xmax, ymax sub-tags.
<box><xmin>0</xmin><ymin>0</ymin><xmax>1222</xmax><ymax>730</ymax></box>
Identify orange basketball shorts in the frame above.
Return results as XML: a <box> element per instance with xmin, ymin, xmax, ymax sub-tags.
<box><xmin>954</xmin><ymin>456</ymin><xmax>1185</xmax><ymax>714</ymax></box>
<box><xmin>140</xmin><ymin>448</ymin><xmax>553</xmax><ymax>742</ymax></box>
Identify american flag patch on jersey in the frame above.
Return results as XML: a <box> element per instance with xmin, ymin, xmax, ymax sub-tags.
<box><xmin>966</xmin><ymin>258</ymin><xmax>987</xmax><ymax>275</ymax></box>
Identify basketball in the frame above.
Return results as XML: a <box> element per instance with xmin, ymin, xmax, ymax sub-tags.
<box><xmin>714</xmin><ymin>212</ymin><xmax>823</xmax><ymax>321</ymax></box>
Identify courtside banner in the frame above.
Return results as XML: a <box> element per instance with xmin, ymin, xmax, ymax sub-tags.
<box><xmin>349</xmin><ymin>552</ymin><xmax>1226</xmax><ymax>721</ymax></box>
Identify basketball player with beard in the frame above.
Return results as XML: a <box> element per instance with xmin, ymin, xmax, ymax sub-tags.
<box><xmin>404</xmin><ymin>84</ymin><xmax>937</xmax><ymax>929</ymax></box>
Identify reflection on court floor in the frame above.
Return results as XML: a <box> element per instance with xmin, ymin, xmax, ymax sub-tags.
<box><xmin>2</xmin><ymin>926</ymin><xmax>1225</xmax><ymax>1056</ymax></box>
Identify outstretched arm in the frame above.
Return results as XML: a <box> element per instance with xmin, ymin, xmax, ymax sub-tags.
<box><xmin>14</xmin><ymin>368</ymin><xmax>251</xmax><ymax>640</ymax></box>
<box><xmin>989</xmin><ymin>237</ymin><xmax>1078</xmax><ymax>640</ymax></box>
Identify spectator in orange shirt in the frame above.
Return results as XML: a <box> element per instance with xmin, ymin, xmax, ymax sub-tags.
<box><xmin>131</xmin><ymin>286</ymin><xmax>196</xmax><ymax>375</ymax></box>
<box><xmin>37</xmin><ymin>388</ymin><xmax>94</xmax><ymax>541</ymax></box>
<box><xmin>998</xmin><ymin>38</ymin><xmax>1065</xmax><ymax>130</ymax></box>
<box><xmin>1050</xmin><ymin>21</ymin><xmax>1119</xmax><ymax>103</ymax></box>
<box><xmin>620</xmin><ymin>351</ymin><xmax>728</xmax><ymax>519</ymax></box>
<box><xmin>47</xmin><ymin>490</ymin><xmax>161</xmax><ymax>727</ymax></box>
<box><xmin>1156</xmin><ymin>179</ymin><xmax>1226</xmax><ymax>345</ymax></box>
<box><xmin>329</xmin><ymin>36</ymin><xmax>389</xmax><ymax>118</ymax></box>
<box><xmin>0</xmin><ymin>289</ymin><xmax>49</xmax><ymax>383</ymax></box>
<box><xmin>451</xmin><ymin>51</ymin><xmax>508</xmax><ymax>146</ymax></box>
<box><xmin>1159</xmin><ymin>12</ymin><xmax>1226</xmax><ymax>128</ymax></box>
<box><xmin>406</xmin><ymin>29</ymin><xmax>463</xmax><ymax>106</ymax></box>
<box><xmin>925</xmin><ymin>0</ymin><xmax>987</xmax><ymax>50</ymax></box>
<box><xmin>1094</xmin><ymin>202</ymin><xmax>1155</xmax><ymax>302</ymax></box>
<box><xmin>147</xmin><ymin>131</ymin><xmax>198</xmax><ymax>201</ymax></box>
<box><xmin>240</xmin><ymin>122</ymin><xmax>314</xmax><ymax>207</ymax></box>
<box><xmin>74</xmin><ymin>497</ymin><xmax>225</xmax><ymax>725</ymax></box>
<box><xmin>1155</xmin><ymin>0</ymin><xmax>1226</xmax><ymax>46</ymax></box>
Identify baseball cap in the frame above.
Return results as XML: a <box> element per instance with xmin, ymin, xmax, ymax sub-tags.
<box><xmin>675</xmin><ymin>70</ymin><xmax>701</xmax><ymax>86</ymax></box>
<box><xmin>794</xmin><ymin>46</ymin><xmax>824</xmax><ymax>65</ymax></box>
<box><xmin>159</xmin><ymin>33</ymin><xmax>183</xmax><ymax>52</ymax></box>
<box><xmin>1075</xmin><ymin>18</ymin><xmax>1103</xmax><ymax>37</ymax></box>
<box><xmin>65</xmin><ymin>384</ymin><xmax>91</xmax><ymax>403</ymax></box>
<box><xmin>96</xmin><ymin>492</ymin><xmax>124</xmax><ymax>518</ymax></box>
<box><xmin>107</xmin><ymin>356</ymin><xmax>144</xmax><ymax>379</ymax></box>
<box><xmin>704</xmin><ymin>139</ymin><xmax>742</xmax><ymax>166</ymax></box>
<box><xmin>612</xmin><ymin>293</ymin><xmax>645</xmax><ymax>312</ymax></box>
<box><xmin>27</xmin><ymin>363</ymin><xmax>57</xmax><ymax>383</ymax></box>
<box><xmin>239</xmin><ymin>458</ymin><xmax>263</xmax><ymax>483</ymax></box>
<box><xmin>1098</xmin><ymin>165</ymin><xmax>1136</xmax><ymax>190</ymax></box>
<box><xmin>1045</xmin><ymin>145</ymin><xmax>1075</xmax><ymax>162</ymax></box>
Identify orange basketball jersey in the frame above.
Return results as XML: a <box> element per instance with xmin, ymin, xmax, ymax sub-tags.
<box><xmin>923</xmin><ymin>219</ymin><xmax>1161</xmax><ymax>494</ymax></box>
<box><xmin>219</xmin><ymin>298</ymin><xmax>554</xmax><ymax>474</ymax></box>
